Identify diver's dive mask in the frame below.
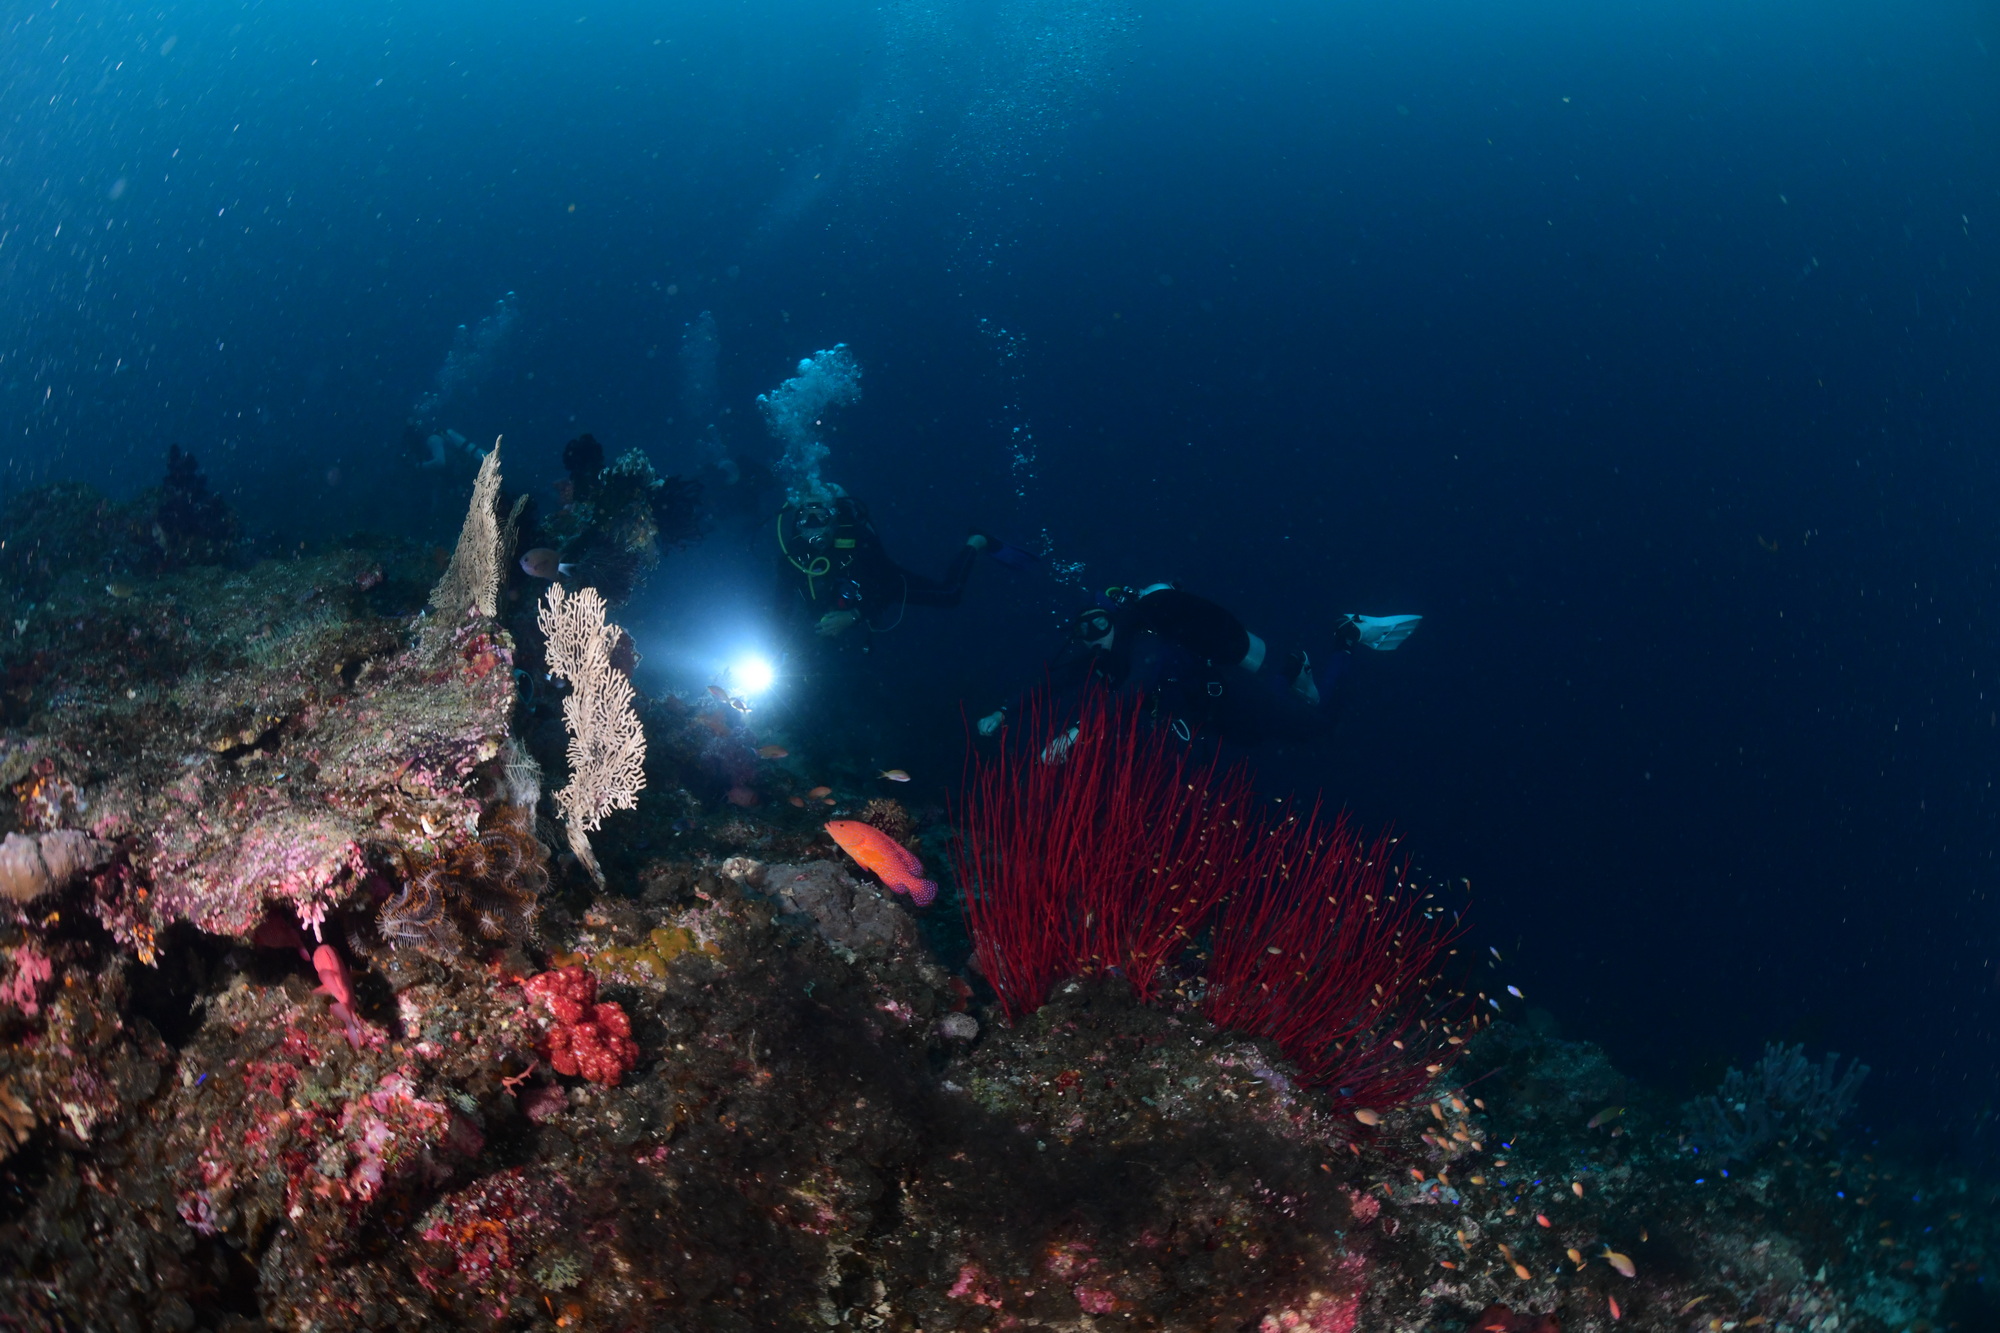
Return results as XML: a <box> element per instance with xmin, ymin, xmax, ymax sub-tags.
<box><xmin>793</xmin><ymin>504</ymin><xmax>837</xmax><ymax>548</ymax></box>
<box><xmin>1075</xmin><ymin>610</ymin><xmax>1117</xmax><ymax>651</ymax></box>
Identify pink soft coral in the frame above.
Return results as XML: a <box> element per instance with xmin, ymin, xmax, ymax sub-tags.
<box><xmin>523</xmin><ymin>965</ymin><xmax>638</xmax><ymax>1086</ymax></box>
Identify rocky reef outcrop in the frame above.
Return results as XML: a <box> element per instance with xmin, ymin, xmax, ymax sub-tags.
<box><xmin>0</xmin><ymin>480</ymin><xmax>1992</xmax><ymax>1333</ymax></box>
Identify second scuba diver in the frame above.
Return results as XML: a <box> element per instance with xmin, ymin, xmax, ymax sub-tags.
<box><xmin>773</xmin><ymin>494</ymin><xmax>1031</xmax><ymax>638</ymax></box>
<box><xmin>977</xmin><ymin>582</ymin><xmax>1421</xmax><ymax>750</ymax></box>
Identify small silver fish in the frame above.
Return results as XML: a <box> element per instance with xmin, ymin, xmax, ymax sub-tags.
<box><xmin>519</xmin><ymin>548</ymin><xmax>574</xmax><ymax>580</ymax></box>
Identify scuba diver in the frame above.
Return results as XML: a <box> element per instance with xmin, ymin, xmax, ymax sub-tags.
<box><xmin>976</xmin><ymin>582</ymin><xmax>1420</xmax><ymax>750</ymax></box>
<box><xmin>773</xmin><ymin>494</ymin><xmax>1032</xmax><ymax>638</ymax></box>
<box><xmin>404</xmin><ymin>422</ymin><xmax>483</xmax><ymax>470</ymax></box>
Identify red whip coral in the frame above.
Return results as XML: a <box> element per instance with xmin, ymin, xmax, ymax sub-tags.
<box><xmin>523</xmin><ymin>965</ymin><xmax>638</xmax><ymax>1086</ymax></box>
<box><xmin>957</xmin><ymin>685</ymin><xmax>1468</xmax><ymax>1107</ymax></box>
<box><xmin>1203</xmin><ymin>807</ymin><xmax>1466</xmax><ymax>1109</ymax></box>
<box><xmin>954</xmin><ymin>686</ymin><xmax>1263</xmax><ymax>1021</ymax></box>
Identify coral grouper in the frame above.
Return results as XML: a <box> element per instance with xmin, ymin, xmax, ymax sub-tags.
<box><xmin>825</xmin><ymin>819</ymin><xmax>937</xmax><ymax>906</ymax></box>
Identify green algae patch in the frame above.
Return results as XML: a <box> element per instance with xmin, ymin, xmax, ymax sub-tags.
<box><xmin>585</xmin><ymin>927</ymin><xmax>718</xmax><ymax>984</ymax></box>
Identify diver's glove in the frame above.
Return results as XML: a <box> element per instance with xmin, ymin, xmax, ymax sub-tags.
<box><xmin>815</xmin><ymin>610</ymin><xmax>861</xmax><ymax>637</ymax></box>
<box><xmin>976</xmin><ymin>709</ymin><xmax>1006</xmax><ymax>737</ymax></box>
<box><xmin>1288</xmin><ymin>651</ymin><xmax>1320</xmax><ymax>705</ymax></box>
<box><xmin>1341</xmin><ymin>613</ymin><xmax>1423</xmax><ymax>651</ymax></box>
<box><xmin>1040</xmin><ymin>724</ymin><xmax>1081</xmax><ymax>766</ymax></box>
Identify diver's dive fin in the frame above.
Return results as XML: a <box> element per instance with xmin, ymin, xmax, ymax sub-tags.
<box><xmin>1343</xmin><ymin>613</ymin><xmax>1422</xmax><ymax>651</ymax></box>
<box><xmin>984</xmin><ymin>538</ymin><xmax>1041</xmax><ymax>572</ymax></box>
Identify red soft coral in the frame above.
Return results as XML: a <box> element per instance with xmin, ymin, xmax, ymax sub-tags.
<box><xmin>524</xmin><ymin>965</ymin><xmax>639</xmax><ymax>1086</ymax></box>
<box><xmin>1470</xmin><ymin>1305</ymin><xmax>1561</xmax><ymax>1333</ymax></box>
<box><xmin>524</xmin><ymin>964</ymin><xmax>592</xmax><ymax>1025</ymax></box>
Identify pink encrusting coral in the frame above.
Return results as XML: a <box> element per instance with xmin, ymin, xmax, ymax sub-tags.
<box><xmin>1257</xmin><ymin>1253</ymin><xmax>1367</xmax><ymax>1333</ymax></box>
<box><xmin>0</xmin><ymin>939</ymin><xmax>53</xmax><ymax>1017</ymax></box>
<box><xmin>6</xmin><ymin>544</ymin><xmax>521</xmax><ymax>946</ymax></box>
<box><xmin>413</xmin><ymin>1166</ymin><xmax>589</xmax><ymax>1315</ymax></box>
<box><xmin>523</xmin><ymin>965</ymin><xmax>639</xmax><ymax>1086</ymax></box>
<box><xmin>1046</xmin><ymin>1237</ymin><xmax>1131</xmax><ymax>1315</ymax></box>
<box><xmin>161</xmin><ymin>1003</ymin><xmax>490</xmax><ymax>1269</ymax></box>
<box><xmin>340</xmin><ymin>1071</ymin><xmax>455</xmax><ymax>1200</ymax></box>
<box><xmin>150</xmin><ymin>807</ymin><xmax>371</xmax><ymax>937</ymax></box>
<box><xmin>947</xmin><ymin>1262</ymin><xmax>1004</xmax><ymax>1309</ymax></box>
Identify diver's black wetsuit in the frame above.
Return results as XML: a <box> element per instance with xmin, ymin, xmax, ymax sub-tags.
<box><xmin>1007</xmin><ymin>586</ymin><xmax>1337</xmax><ymax>750</ymax></box>
<box><xmin>773</xmin><ymin>497</ymin><xmax>977</xmax><ymax>634</ymax></box>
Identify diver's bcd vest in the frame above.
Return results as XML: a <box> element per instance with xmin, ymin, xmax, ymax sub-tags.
<box><xmin>777</xmin><ymin>499</ymin><xmax>872</xmax><ymax>603</ymax></box>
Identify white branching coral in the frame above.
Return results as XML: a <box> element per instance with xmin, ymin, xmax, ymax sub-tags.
<box><xmin>538</xmin><ymin>584</ymin><xmax>646</xmax><ymax>885</ymax></box>
<box><xmin>430</xmin><ymin>440</ymin><xmax>506</xmax><ymax>621</ymax></box>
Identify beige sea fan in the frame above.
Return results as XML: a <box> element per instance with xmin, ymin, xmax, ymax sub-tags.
<box><xmin>538</xmin><ymin>583</ymin><xmax>646</xmax><ymax>885</ymax></box>
<box><xmin>430</xmin><ymin>439</ymin><xmax>505</xmax><ymax>621</ymax></box>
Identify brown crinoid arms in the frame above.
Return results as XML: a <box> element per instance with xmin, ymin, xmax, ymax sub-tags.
<box><xmin>379</xmin><ymin>808</ymin><xmax>550</xmax><ymax>957</ymax></box>
<box><xmin>859</xmin><ymin>797</ymin><xmax>916</xmax><ymax>847</ymax></box>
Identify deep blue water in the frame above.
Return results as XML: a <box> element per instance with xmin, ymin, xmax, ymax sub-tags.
<box><xmin>5</xmin><ymin>0</ymin><xmax>1999</xmax><ymax>1156</ymax></box>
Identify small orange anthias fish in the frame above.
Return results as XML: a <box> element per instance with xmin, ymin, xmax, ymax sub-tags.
<box><xmin>825</xmin><ymin>820</ymin><xmax>936</xmax><ymax>907</ymax></box>
<box><xmin>757</xmin><ymin>745</ymin><xmax>788</xmax><ymax>759</ymax></box>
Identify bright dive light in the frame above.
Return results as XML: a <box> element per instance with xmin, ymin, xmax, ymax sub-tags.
<box><xmin>732</xmin><ymin>654</ymin><xmax>776</xmax><ymax>696</ymax></box>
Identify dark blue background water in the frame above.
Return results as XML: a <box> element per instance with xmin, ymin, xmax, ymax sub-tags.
<box><xmin>5</xmin><ymin>0</ymin><xmax>1998</xmax><ymax>1154</ymax></box>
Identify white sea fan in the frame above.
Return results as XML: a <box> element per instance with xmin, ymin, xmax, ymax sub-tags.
<box><xmin>538</xmin><ymin>584</ymin><xmax>647</xmax><ymax>885</ymax></box>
